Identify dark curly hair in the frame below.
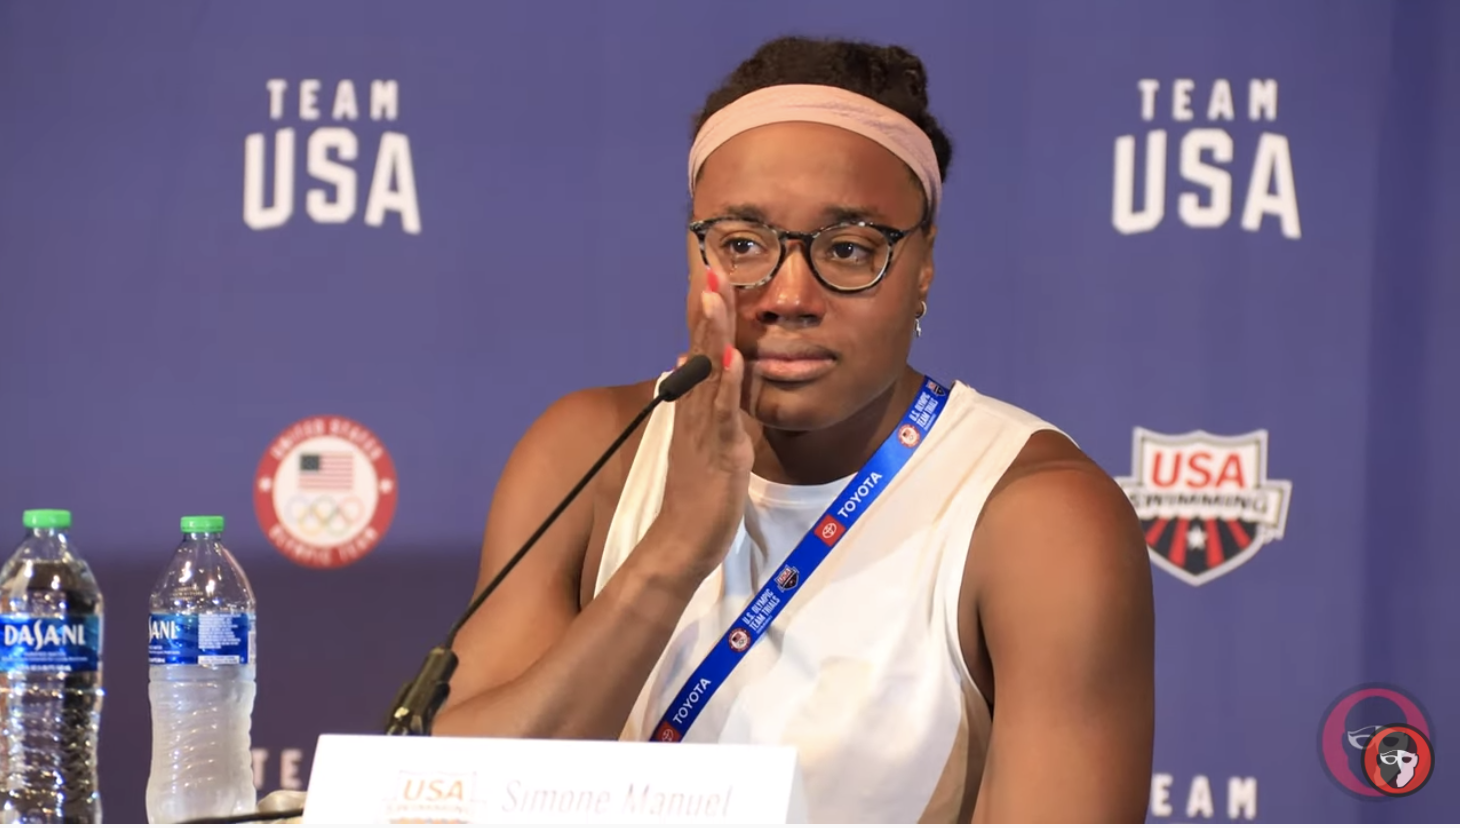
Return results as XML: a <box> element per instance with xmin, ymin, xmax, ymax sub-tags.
<box><xmin>693</xmin><ymin>35</ymin><xmax>954</xmax><ymax>182</ymax></box>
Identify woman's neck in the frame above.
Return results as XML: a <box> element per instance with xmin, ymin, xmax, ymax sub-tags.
<box><xmin>747</xmin><ymin>366</ymin><xmax>925</xmax><ymax>486</ymax></box>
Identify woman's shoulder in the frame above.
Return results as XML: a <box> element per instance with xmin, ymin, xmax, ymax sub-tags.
<box><xmin>526</xmin><ymin>376</ymin><xmax>662</xmax><ymax>447</ymax></box>
<box><xmin>505</xmin><ymin>376</ymin><xmax>659</xmax><ymax>493</ymax></box>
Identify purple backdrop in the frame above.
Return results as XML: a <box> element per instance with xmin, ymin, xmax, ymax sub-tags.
<box><xmin>1</xmin><ymin>0</ymin><xmax>1457</xmax><ymax>822</ymax></box>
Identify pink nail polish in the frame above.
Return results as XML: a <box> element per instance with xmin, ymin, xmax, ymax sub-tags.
<box><xmin>722</xmin><ymin>345</ymin><xmax>735</xmax><ymax>369</ymax></box>
<box><xmin>706</xmin><ymin>270</ymin><xmax>719</xmax><ymax>292</ymax></box>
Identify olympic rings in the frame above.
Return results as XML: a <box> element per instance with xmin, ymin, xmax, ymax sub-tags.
<box><xmin>285</xmin><ymin>493</ymin><xmax>367</xmax><ymax>539</ymax></box>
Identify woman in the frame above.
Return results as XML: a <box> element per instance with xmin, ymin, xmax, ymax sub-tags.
<box><xmin>434</xmin><ymin>35</ymin><xmax>1155</xmax><ymax>823</ymax></box>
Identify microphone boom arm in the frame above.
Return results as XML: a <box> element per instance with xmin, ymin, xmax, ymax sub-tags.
<box><xmin>382</xmin><ymin>355</ymin><xmax>712</xmax><ymax>736</ymax></box>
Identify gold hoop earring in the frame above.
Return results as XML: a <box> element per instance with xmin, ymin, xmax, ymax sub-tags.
<box><xmin>915</xmin><ymin>300</ymin><xmax>927</xmax><ymax>338</ymax></box>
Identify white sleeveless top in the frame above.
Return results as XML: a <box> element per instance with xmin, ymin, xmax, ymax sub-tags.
<box><xmin>593</xmin><ymin>379</ymin><xmax>1063</xmax><ymax>823</ymax></box>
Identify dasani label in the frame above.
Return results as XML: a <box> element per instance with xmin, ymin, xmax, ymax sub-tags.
<box><xmin>149</xmin><ymin>612</ymin><xmax>253</xmax><ymax>666</ymax></box>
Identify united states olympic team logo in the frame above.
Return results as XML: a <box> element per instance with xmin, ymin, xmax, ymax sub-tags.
<box><xmin>1318</xmin><ymin>683</ymin><xmax>1434</xmax><ymax>799</ymax></box>
<box><xmin>727</xmin><ymin>628</ymin><xmax>750</xmax><ymax>652</ymax></box>
<box><xmin>254</xmin><ymin>415</ymin><xmax>397</xmax><ymax>569</ymax></box>
<box><xmin>1115</xmin><ymin>427</ymin><xmax>1291</xmax><ymax>586</ymax></box>
<box><xmin>897</xmin><ymin>424</ymin><xmax>921</xmax><ymax>448</ymax></box>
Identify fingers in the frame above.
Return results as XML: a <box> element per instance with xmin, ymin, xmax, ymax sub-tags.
<box><xmin>670</xmin><ymin>268</ymin><xmax>747</xmax><ymax>473</ymax></box>
<box><xmin>689</xmin><ymin>293</ymin><xmax>714</xmax><ymax>389</ymax></box>
<box><xmin>715</xmin><ymin>342</ymin><xmax>744</xmax><ymax>437</ymax></box>
<box><xmin>686</xmin><ymin>266</ymin><xmax>713</xmax><ymax>341</ymax></box>
<box><xmin>699</xmin><ymin>269</ymin><xmax>733</xmax><ymax>367</ymax></box>
<box><xmin>698</xmin><ymin>269</ymin><xmax>744</xmax><ymax>435</ymax></box>
<box><xmin>685</xmin><ymin>268</ymin><xmax>727</xmax><ymax>379</ymax></box>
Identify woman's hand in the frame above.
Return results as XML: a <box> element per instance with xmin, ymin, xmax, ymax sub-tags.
<box><xmin>655</xmin><ymin>269</ymin><xmax>753</xmax><ymax>582</ymax></box>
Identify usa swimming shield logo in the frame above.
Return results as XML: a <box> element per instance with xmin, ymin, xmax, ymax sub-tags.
<box><xmin>1116</xmin><ymin>428</ymin><xmax>1292</xmax><ymax>586</ymax></box>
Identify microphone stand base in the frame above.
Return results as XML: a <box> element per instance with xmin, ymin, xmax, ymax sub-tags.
<box><xmin>383</xmin><ymin>646</ymin><xmax>459</xmax><ymax>736</ymax></box>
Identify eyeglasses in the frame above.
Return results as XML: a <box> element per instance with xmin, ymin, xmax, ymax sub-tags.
<box><xmin>687</xmin><ymin>216</ymin><xmax>924</xmax><ymax>293</ymax></box>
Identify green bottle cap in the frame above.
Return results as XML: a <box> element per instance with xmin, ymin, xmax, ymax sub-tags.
<box><xmin>181</xmin><ymin>515</ymin><xmax>225</xmax><ymax>534</ymax></box>
<box><xmin>22</xmin><ymin>509</ymin><xmax>72</xmax><ymax>530</ymax></box>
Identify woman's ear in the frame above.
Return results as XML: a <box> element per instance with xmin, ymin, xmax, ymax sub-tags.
<box><xmin>917</xmin><ymin>223</ymin><xmax>938</xmax><ymax>297</ymax></box>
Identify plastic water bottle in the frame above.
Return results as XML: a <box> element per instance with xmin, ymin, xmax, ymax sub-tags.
<box><xmin>145</xmin><ymin>515</ymin><xmax>257</xmax><ymax>824</ymax></box>
<box><xmin>0</xmin><ymin>508</ymin><xmax>105</xmax><ymax>824</ymax></box>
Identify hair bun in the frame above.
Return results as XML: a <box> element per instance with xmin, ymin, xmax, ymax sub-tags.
<box><xmin>883</xmin><ymin>46</ymin><xmax>929</xmax><ymax>109</ymax></box>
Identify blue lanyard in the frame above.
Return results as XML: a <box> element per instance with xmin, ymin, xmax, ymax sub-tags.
<box><xmin>650</xmin><ymin>376</ymin><xmax>951</xmax><ymax>743</ymax></box>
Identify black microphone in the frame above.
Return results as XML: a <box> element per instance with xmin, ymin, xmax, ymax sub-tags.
<box><xmin>180</xmin><ymin>357</ymin><xmax>714</xmax><ymax>825</ymax></box>
<box><xmin>382</xmin><ymin>354</ymin><xmax>713</xmax><ymax>737</ymax></box>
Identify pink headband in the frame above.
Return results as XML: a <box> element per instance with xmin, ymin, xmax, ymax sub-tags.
<box><xmin>688</xmin><ymin>84</ymin><xmax>942</xmax><ymax>215</ymax></box>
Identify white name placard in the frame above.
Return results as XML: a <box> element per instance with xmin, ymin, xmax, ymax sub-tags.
<box><xmin>301</xmin><ymin>733</ymin><xmax>807</xmax><ymax>824</ymax></box>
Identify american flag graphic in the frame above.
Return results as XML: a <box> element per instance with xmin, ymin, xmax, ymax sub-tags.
<box><xmin>298</xmin><ymin>452</ymin><xmax>354</xmax><ymax>491</ymax></box>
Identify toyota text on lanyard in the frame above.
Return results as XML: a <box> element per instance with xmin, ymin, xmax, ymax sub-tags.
<box><xmin>650</xmin><ymin>376</ymin><xmax>951</xmax><ymax>743</ymax></box>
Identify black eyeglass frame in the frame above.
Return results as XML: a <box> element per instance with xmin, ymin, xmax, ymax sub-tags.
<box><xmin>687</xmin><ymin>216</ymin><xmax>928</xmax><ymax>294</ymax></box>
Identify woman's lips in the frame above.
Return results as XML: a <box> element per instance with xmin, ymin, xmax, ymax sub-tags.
<box><xmin>743</xmin><ymin>344</ymin><xmax>837</xmax><ymax>383</ymax></box>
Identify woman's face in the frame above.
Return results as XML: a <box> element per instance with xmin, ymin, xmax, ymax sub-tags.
<box><xmin>687</xmin><ymin>121</ymin><xmax>936</xmax><ymax>432</ymax></box>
